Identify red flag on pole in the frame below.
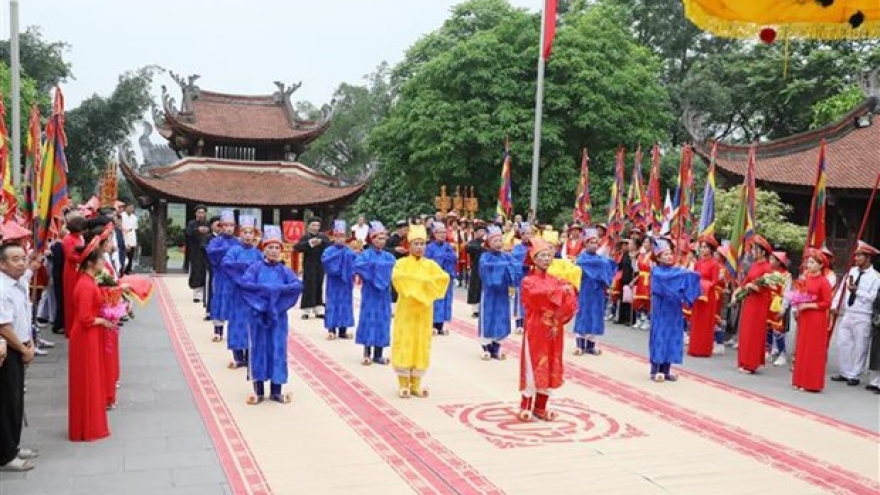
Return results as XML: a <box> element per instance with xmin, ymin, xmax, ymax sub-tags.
<box><xmin>805</xmin><ymin>139</ymin><xmax>827</xmax><ymax>250</ymax></box>
<box><xmin>542</xmin><ymin>0</ymin><xmax>558</xmax><ymax>60</ymax></box>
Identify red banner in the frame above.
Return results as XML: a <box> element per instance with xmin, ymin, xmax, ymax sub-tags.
<box><xmin>282</xmin><ymin>221</ymin><xmax>305</xmax><ymax>243</ymax></box>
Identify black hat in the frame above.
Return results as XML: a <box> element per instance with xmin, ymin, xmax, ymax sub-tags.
<box><xmin>194</xmin><ymin>204</ymin><xmax>207</xmax><ymax>213</ymax></box>
<box><xmin>307</xmin><ymin>217</ymin><xmax>322</xmax><ymax>224</ymax></box>
<box><xmin>208</xmin><ymin>215</ymin><xmax>221</xmax><ymax>225</ymax></box>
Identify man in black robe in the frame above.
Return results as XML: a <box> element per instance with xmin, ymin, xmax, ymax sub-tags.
<box><xmin>185</xmin><ymin>205</ymin><xmax>211</xmax><ymax>303</ymax></box>
<box><xmin>385</xmin><ymin>220</ymin><xmax>410</xmax><ymax>308</ymax></box>
<box><xmin>294</xmin><ymin>217</ymin><xmax>330</xmax><ymax>319</ymax></box>
<box><xmin>466</xmin><ymin>221</ymin><xmax>487</xmax><ymax>318</ymax></box>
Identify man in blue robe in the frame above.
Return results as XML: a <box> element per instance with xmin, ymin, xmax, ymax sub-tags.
<box><xmin>222</xmin><ymin>215</ymin><xmax>264</xmax><ymax>368</ymax></box>
<box><xmin>573</xmin><ymin>229</ymin><xmax>618</xmax><ymax>356</ymax></box>
<box><xmin>354</xmin><ymin>222</ymin><xmax>395</xmax><ymax>364</ymax></box>
<box><xmin>206</xmin><ymin>210</ymin><xmax>239</xmax><ymax>342</ymax></box>
<box><xmin>649</xmin><ymin>238</ymin><xmax>701</xmax><ymax>382</ymax></box>
<box><xmin>238</xmin><ymin>225</ymin><xmax>303</xmax><ymax>404</ymax></box>
<box><xmin>425</xmin><ymin>223</ymin><xmax>456</xmax><ymax>336</ymax></box>
<box><xmin>510</xmin><ymin>223</ymin><xmax>534</xmax><ymax>334</ymax></box>
<box><xmin>321</xmin><ymin>220</ymin><xmax>356</xmax><ymax>340</ymax></box>
<box><xmin>478</xmin><ymin>226</ymin><xmax>521</xmax><ymax>360</ymax></box>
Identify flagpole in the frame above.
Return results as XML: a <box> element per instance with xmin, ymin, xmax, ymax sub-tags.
<box><xmin>11</xmin><ymin>0</ymin><xmax>22</xmax><ymax>189</ymax></box>
<box><xmin>528</xmin><ymin>6</ymin><xmax>547</xmax><ymax>222</ymax></box>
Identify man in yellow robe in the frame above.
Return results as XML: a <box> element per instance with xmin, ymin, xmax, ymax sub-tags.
<box><xmin>391</xmin><ymin>225</ymin><xmax>450</xmax><ymax>398</ymax></box>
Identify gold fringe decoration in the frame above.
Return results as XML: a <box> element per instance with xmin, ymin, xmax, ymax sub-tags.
<box><xmin>682</xmin><ymin>0</ymin><xmax>880</xmax><ymax>41</ymax></box>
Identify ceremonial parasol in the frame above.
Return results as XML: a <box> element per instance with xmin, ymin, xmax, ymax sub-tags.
<box><xmin>682</xmin><ymin>1</ymin><xmax>880</xmax><ymax>41</ymax></box>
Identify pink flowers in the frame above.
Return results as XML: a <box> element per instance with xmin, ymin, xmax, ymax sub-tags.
<box><xmin>785</xmin><ymin>290</ymin><xmax>816</xmax><ymax>307</ymax></box>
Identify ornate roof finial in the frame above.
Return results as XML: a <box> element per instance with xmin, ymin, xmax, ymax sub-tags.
<box><xmin>859</xmin><ymin>67</ymin><xmax>880</xmax><ymax>98</ymax></box>
<box><xmin>168</xmin><ymin>71</ymin><xmax>200</xmax><ymax>115</ymax></box>
<box><xmin>682</xmin><ymin>103</ymin><xmax>708</xmax><ymax>143</ymax></box>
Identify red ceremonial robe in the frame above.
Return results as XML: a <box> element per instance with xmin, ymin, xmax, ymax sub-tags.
<box><xmin>633</xmin><ymin>253</ymin><xmax>652</xmax><ymax>312</ymax></box>
<box><xmin>688</xmin><ymin>256</ymin><xmax>721</xmax><ymax>357</ymax></box>
<box><xmin>737</xmin><ymin>259</ymin><xmax>773</xmax><ymax>372</ymax></box>
<box><xmin>519</xmin><ymin>270</ymin><xmax>578</xmax><ymax>392</ymax></box>
<box><xmin>68</xmin><ymin>273</ymin><xmax>110</xmax><ymax>442</ymax></box>
<box><xmin>792</xmin><ymin>273</ymin><xmax>832</xmax><ymax>392</ymax></box>
<box><xmin>62</xmin><ymin>232</ymin><xmax>85</xmax><ymax>336</ymax></box>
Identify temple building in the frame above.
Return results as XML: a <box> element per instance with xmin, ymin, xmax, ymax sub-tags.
<box><xmin>121</xmin><ymin>72</ymin><xmax>366</xmax><ymax>273</ymax></box>
<box><xmin>689</xmin><ymin>79</ymin><xmax>880</xmax><ymax>272</ymax></box>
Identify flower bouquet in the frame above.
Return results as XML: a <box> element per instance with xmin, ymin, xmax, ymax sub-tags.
<box><xmin>785</xmin><ymin>279</ymin><xmax>816</xmax><ymax>308</ymax></box>
<box><xmin>733</xmin><ymin>272</ymin><xmax>787</xmax><ymax>304</ymax></box>
<box><xmin>96</xmin><ymin>269</ymin><xmax>128</xmax><ymax>325</ymax></box>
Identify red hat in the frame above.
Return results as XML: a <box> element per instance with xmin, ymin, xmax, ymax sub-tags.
<box><xmin>0</xmin><ymin>220</ymin><xmax>32</xmax><ymax>243</ymax></box>
<box><xmin>855</xmin><ymin>240</ymin><xmax>880</xmax><ymax>257</ymax></box>
<box><xmin>803</xmin><ymin>248</ymin><xmax>826</xmax><ymax>267</ymax></box>
<box><xmin>528</xmin><ymin>237</ymin><xmax>554</xmax><ymax>261</ymax></box>
<box><xmin>770</xmin><ymin>251</ymin><xmax>788</xmax><ymax>267</ymax></box>
<box><xmin>698</xmin><ymin>234</ymin><xmax>719</xmax><ymax>250</ymax></box>
<box><xmin>752</xmin><ymin>235</ymin><xmax>772</xmax><ymax>255</ymax></box>
<box><xmin>82</xmin><ymin>223</ymin><xmax>115</xmax><ymax>260</ymax></box>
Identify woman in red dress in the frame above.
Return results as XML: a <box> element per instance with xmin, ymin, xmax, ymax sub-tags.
<box><xmin>68</xmin><ymin>237</ymin><xmax>114</xmax><ymax>442</ymax></box>
<box><xmin>631</xmin><ymin>238</ymin><xmax>653</xmax><ymax>329</ymax></box>
<box><xmin>792</xmin><ymin>249</ymin><xmax>832</xmax><ymax>392</ymax></box>
<box><xmin>735</xmin><ymin>235</ymin><xmax>774</xmax><ymax>374</ymax></box>
<box><xmin>62</xmin><ymin>216</ymin><xmax>89</xmax><ymax>336</ymax></box>
<box><xmin>688</xmin><ymin>236</ymin><xmax>721</xmax><ymax>357</ymax></box>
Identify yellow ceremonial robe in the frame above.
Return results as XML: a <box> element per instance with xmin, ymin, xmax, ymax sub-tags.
<box><xmin>391</xmin><ymin>256</ymin><xmax>450</xmax><ymax>372</ymax></box>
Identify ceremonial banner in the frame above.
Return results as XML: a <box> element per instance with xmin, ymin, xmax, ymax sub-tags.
<box><xmin>805</xmin><ymin>139</ymin><xmax>827</xmax><ymax>250</ymax></box>
<box><xmin>36</xmin><ymin>87</ymin><xmax>71</xmax><ymax>251</ymax></box>
<box><xmin>697</xmin><ymin>142</ymin><xmax>717</xmax><ymax>238</ymax></box>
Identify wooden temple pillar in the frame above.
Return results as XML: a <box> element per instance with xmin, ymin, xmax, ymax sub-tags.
<box><xmin>152</xmin><ymin>200</ymin><xmax>168</xmax><ymax>274</ymax></box>
<box><xmin>261</xmin><ymin>207</ymin><xmax>276</xmax><ymax>226</ymax></box>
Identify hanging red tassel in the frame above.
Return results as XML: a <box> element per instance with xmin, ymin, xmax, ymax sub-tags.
<box><xmin>759</xmin><ymin>27</ymin><xmax>777</xmax><ymax>44</ymax></box>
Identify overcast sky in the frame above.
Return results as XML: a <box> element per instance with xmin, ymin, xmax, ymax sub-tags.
<box><xmin>4</xmin><ymin>0</ymin><xmax>543</xmax><ymax>109</ymax></box>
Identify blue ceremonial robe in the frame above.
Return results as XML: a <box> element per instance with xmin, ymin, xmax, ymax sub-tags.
<box><xmin>321</xmin><ymin>244</ymin><xmax>356</xmax><ymax>329</ymax></box>
<box><xmin>206</xmin><ymin>235</ymin><xmax>239</xmax><ymax>321</ymax></box>
<box><xmin>478</xmin><ymin>250</ymin><xmax>521</xmax><ymax>341</ymax></box>
<box><xmin>649</xmin><ymin>265</ymin><xmax>701</xmax><ymax>364</ymax></box>
<box><xmin>425</xmin><ymin>241</ymin><xmax>456</xmax><ymax>324</ymax></box>
<box><xmin>510</xmin><ymin>243</ymin><xmax>532</xmax><ymax>321</ymax></box>
<box><xmin>222</xmin><ymin>244</ymin><xmax>265</xmax><ymax>351</ymax></box>
<box><xmin>574</xmin><ymin>252</ymin><xmax>617</xmax><ymax>336</ymax></box>
<box><xmin>353</xmin><ymin>247</ymin><xmax>395</xmax><ymax>347</ymax></box>
<box><xmin>238</xmin><ymin>261</ymin><xmax>303</xmax><ymax>384</ymax></box>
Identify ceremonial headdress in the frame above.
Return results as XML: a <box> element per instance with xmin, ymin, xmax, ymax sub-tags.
<box><xmin>770</xmin><ymin>251</ymin><xmax>789</xmax><ymax>267</ymax></box>
<box><xmin>368</xmin><ymin>221</ymin><xmax>387</xmax><ymax>239</ymax></box>
<box><xmin>568</xmin><ymin>223</ymin><xmax>584</xmax><ymax>233</ymax></box>
<box><xmin>698</xmin><ymin>234</ymin><xmax>719</xmax><ymax>250</ymax></box>
<box><xmin>528</xmin><ymin>237</ymin><xmax>554</xmax><ymax>261</ymax></box>
<box><xmin>261</xmin><ymin>225</ymin><xmax>284</xmax><ymax>249</ymax></box>
<box><xmin>583</xmin><ymin>228</ymin><xmax>600</xmax><ymax>242</ymax></box>
<box><xmin>473</xmin><ymin>219</ymin><xmax>487</xmax><ymax>231</ymax></box>
<box><xmin>332</xmin><ymin>219</ymin><xmax>347</xmax><ymax>235</ymax></box>
<box><xmin>81</xmin><ymin>223</ymin><xmax>115</xmax><ymax>260</ymax></box>
<box><xmin>220</xmin><ymin>209</ymin><xmax>235</xmax><ymax>225</ymax></box>
<box><xmin>0</xmin><ymin>220</ymin><xmax>31</xmax><ymax>243</ymax></box>
<box><xmin>855</xmin><ymin>240</ymin><xmax>880</xmax><ymax>257</ymax></box>
<box><xmin>595</xmin><ymin>223</ymin><xmax>607</xmax><ymax>231</ymax></box>
<box><xmin>432</xmin><ymin>222</ymin><xmax>447</xmax><ymax>233</ymax></box>
<box><xmin>752</xmin><ymin>235</ymin><xmax>772</xmax><ymax>255</ymax></box>
<box><xmin>408</xmin><ymin>225</ymin><xmax>428</xmax><ymax>243</ymax></box>
<box><xmin>239</xmin><ymin>215</ymin><xmax>256</xmax><ymax>230</ymax></box>
<box><xmin>486</xmin><ymin>226</ymin><xmax>503</xmax><ymax>243</ymax></box>
<box><xmin>395</xmin><ymin>220</ymin><xmax>408</xmax><ymax>229</ymax></box>
<box><xmin>803</xmin><ymin>248</ymin><xmax>825</xmax><ymax>266</ymax></box>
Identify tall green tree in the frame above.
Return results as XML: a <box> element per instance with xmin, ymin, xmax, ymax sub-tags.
<box><xmin>298</xmin><ymin>62</ymin><xmax>393</xmax><ymax>183</ymax></box>
<box><xmin>365</xmin><ymin>0</ymin><xmax>671</xmax><ymax>222</ymax></box>
<box><xmin>714</xmin><ymin>186</ymin><xmax>806</xmax><ymax>251</ymax></box>
<box><xmin>0</xmin><ymin>27</ymin><xmax>72</xmax><ymax>97</ymax></box>
<box><xmin>64</xmin><ymin>66</ymin><xmax>159</xmax><ymax>201</ymax></box>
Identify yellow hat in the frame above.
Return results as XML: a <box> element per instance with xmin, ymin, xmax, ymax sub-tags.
<box><xmin>408</xmin><ymin>225</ymin><xmax>428</xmax><ymax>242</ymax></box>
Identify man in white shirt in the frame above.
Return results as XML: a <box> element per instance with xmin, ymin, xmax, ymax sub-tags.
<box><xmin>831</xmin><ymin>241</ymin><xmax>880</xmax><ymax>386</ymax></box>
<box><xmin>0</xmin><ymin>243</ymin><xmax>41</xmax><ymax>471</ymax></box>
<box><xmin>120</xmin><ymin>203</ymin><xmax>139</xmax><ymax>274</ymax></box>
<box><xmin>351</xmin><ymin>215</ymin><xmax>369</xmax><ymax>246</ymax></box>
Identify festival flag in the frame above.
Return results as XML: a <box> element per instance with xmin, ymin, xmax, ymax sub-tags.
<box><xmin>606</xmin><ymin>147</ymin><xmax>627</xmax><ymax>239</ymax></box>
<box><xmin>645</xmin><ymin>144</ymin><xmax>663</xmax><ymax>232</ymax></box>
<box><xmin>626</xmin><ymin>145</ymin><xmax>646</xmax><ymax>228</ymax></box>
<box><xmin>671</xmin><ymin>145</ymin><xmax>694</xmax><ymax>240</ymax></box>
<box><xmin>0</xmin><ymin>96</ymin><xmax>19</xmax><ymax>222</ymax></box>
<box><xmin>573</xmin><ymin>148</ymin><xmax>592</xmax><ymax>224</ymax></box>
<box><xmin>496</xmin><ymin>139</ymin><xmax>513</xmax><ymax>220</ymax></box>
<box><xmin>805</xmin><ymin>139</ymin><xmax>827</xmax><ymax>250</ymax></box>
<box><xmin>542</xmin><ymin>0</ymin><xmax>559</xmax><ymax>60</ymax></box>
<box><xmin>724</xmin><ymin>144</ymin><xmax>757</xmax><ymax>279</ymax></box>
<box><xmin>24</xmin><ymin>105</ymin><xmax>42</xmax><ymax>231</ymax></box>
<box><xmin>35</xmin><ymin>87</ymin><xmax>71</xmax><ymax>251</ymax></box>
<box><xmin>661</xmin><ymin>189</ymin><xmax>673</xmax><ymax>234</ymax></box>
<box><xmin>697</xmin><ymin>142</ymin><xmax>717</xmax><ymax>238</ymax></box>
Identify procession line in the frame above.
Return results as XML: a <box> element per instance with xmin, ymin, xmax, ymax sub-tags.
<box><xmin>287</xmin><ymin>332</ymin><xmax>507</xmax><ymax>495</ymax></box>
<box><xmin>451</xmin><ymin>290</ymin><xmax>877</xmax><ymax>440</ymax></box>
<box><xmin>444</xmin><ymin>315</ymin><xmax>879</xmax><ymax>495</ymax></box>
<box><xmin>156</xmin><ymin>277</ymin><xmax>273</xmax><ymax>495</ymax></box>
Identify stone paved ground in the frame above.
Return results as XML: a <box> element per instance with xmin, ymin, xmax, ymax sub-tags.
<box><xmin>0</xmin><ymin>286</ymin><xmax>230</xmax><ymax>495</ymax></box>
<box><xmin>1</xmin><ymin>275</ymin><xmax>876</xmax><ymax>495</ymax></box>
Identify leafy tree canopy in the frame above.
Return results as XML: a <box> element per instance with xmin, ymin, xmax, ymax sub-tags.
<box><xmin>714</xmin><ymin>186</ymin><xmax>807</xmax><ymax>251</ymax></box>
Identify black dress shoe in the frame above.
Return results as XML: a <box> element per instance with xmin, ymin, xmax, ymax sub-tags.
<box><xmin>830</xmin><ymin>375</ymin><xmax>848</xmax><ymax>382</ymax></box>
<box><xmin>865</xmin><ymin>384</ymin><xmax>879</xmax><ymax>392</ymax></box>
<box><xmin>847</xmin><ymin>378</ymin><xmax>861</xmax><ymax>386</ymax></box>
